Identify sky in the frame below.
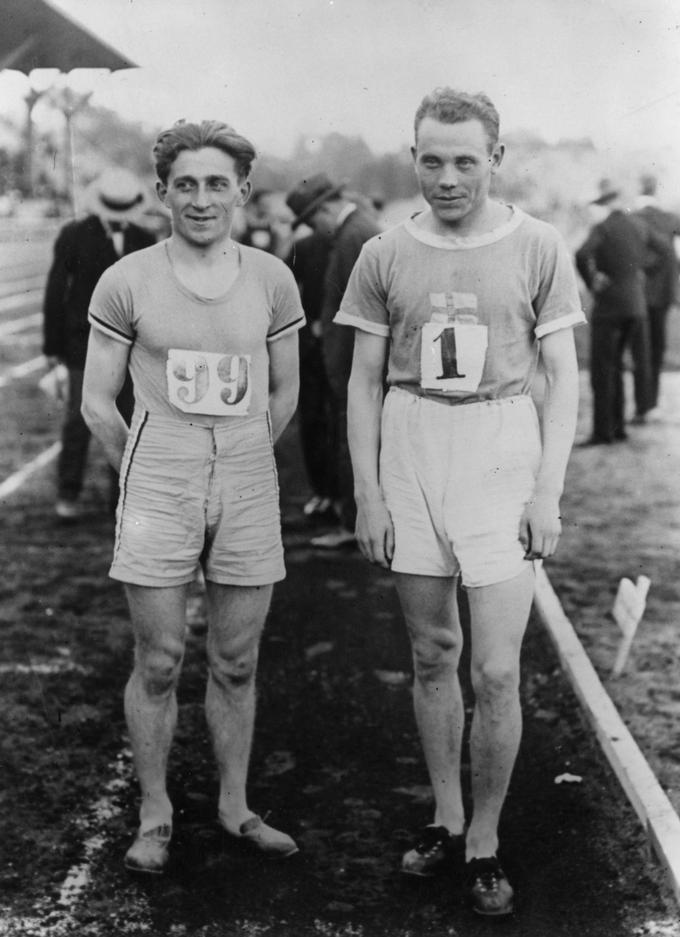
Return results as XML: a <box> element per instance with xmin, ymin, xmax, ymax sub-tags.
<box><xmin>1</xmin><ymin>0</ymin><xmax>680</xmax><ymax>161</ymax></box>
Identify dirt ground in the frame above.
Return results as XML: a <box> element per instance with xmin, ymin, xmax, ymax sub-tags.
<box><xmin>556</xmin><ymin>370</ymin><xmax>680</xmax><ymax>821</ymax></box>
<box><xmin>1</xmin><ymin>364</ymin><xmax>680</xmax><ymax>936</ymax></box>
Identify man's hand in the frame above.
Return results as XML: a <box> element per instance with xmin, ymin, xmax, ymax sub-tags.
<box><xmin>356</xmin><ymin>497</ymin><xmax>394</xmax><ymax>569</ymax></box>
<box><xmin>592</xmin><ymin>271</ymin><xmax>611</xmax><ymax>294</ymax></box>
<box><xmin>519</xmin><ymin>492</ymin><xmax>562</xmax><ymax>560</ymax></box>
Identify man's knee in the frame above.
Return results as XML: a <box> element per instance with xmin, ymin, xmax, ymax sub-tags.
<box><xmin>411</xmin><ymin>628</ymin><xmax>461</xmax><ymax>684</ymax></box>
<box><xmin>134</xmin><ymin>638</ymin><xmax>184</xmax><ymax>697</ymax></box>
<box><xmin>471</xmin><ymin>657</ymin><xmax>520</xmax><ymax>711</ymax></box>
<box><xmin>208</xmin><ymin>640</ymin><xmax>259</xmax><ymax>692</ymax></box>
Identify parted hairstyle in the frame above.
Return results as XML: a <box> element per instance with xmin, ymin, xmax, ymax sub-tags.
<box><xmin>152</xmin><ymin>120</ymin><xmax>257</xmax><ymax>184</ymax></box>
<box><xmin>414</xmin><ymin>88</ymin><xmax>500</xmax><ymax>150</ymax></box>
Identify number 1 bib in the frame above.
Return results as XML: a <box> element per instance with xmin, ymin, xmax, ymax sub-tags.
<box><xmin>420</xmin><ymin>291</ymin><xmax>488</xmax><ymax>393</ymax></box>
<box><xmin>167</xmin><ymin>348</ymin><xmax>252</xmax><ymax>416</ymax></box>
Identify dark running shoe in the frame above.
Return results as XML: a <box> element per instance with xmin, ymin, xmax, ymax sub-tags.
<box><xmin>467</xmin><ymin>856</ymin><xmax>514</xmax><ymax>916</ymax></box>
<box><xmin>401</xmin><ymin>825</ymin><xmax>465</xmax><ymax>877</ymax></box>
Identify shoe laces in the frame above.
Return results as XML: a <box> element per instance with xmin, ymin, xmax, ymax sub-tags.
<box><xmin>142</xmin><ymin>824</ymin><xmax>172</xmax><ymax>841</ymax></box>
<box><xmin>414</xmin><ymin>825</ymin><xmax>450</xmax><ymax>855</ymax></box>
<box><xmin>468</xmin><ymin>857</ymin><xmax>504</xmax><ymax>892</ymax></box>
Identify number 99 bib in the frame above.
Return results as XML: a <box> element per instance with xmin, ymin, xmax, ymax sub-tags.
<box><xmin>166</xmin><ymin>348</ymin><xmax>252</xmax><ymax>416</ymax></box>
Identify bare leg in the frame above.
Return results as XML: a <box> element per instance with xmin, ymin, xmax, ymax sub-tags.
<box><xmin>204</xmin><ymin>581</ymin><xmax>273</xmax><ymax>832</ymax></box>
<box><xmin>394</xmin><ymin>573</ymin><xmax>465</xmax><ymax>834</ymax></box>
<box><xmin>465</xmin><ymin>565</ymin><xmax>535</xmax><ymax>860</ymax></box>
<box><xmin>124</xmin><ymin>583</ymin><xmax>188</xmax><ymax>832</ymax></box>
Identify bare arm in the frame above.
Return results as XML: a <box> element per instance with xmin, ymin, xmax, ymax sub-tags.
<box><xmin>520</xmin><ymin>327</ymin><xmax>579</xmax><ymax>560</ymax></box>
<box><xmin>347</xmin><ymin>330</ymin><xmax>392</xmax><ymax>567</ymax></box>
<box><xmin>81</xmin><ymin>328</ymin><xmax>131</xmax><ymax>471</ymax></box>
<box><xmin>268</xmin><ymin>332</ymin><xmax>300</xmax><ymax>443</ymax></box>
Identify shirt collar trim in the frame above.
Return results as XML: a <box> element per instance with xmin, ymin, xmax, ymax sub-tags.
<box><xmin>403</xmin><ymin>204</ymin><xmax>524</xmax><ymax>249</ymax></box>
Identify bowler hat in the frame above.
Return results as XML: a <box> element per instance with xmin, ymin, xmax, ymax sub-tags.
<box><xmin>286</xmin><ymin>173</ymin><xmax>344</xmax><ymax>229</ymax></box>
<box><xmin>84</xmin><ymin>168</ymin><xmax>149</xmax><ymax>223</ymax></box>
<box><xmin>590</xmin><ymin>178</ymin><xmax>620</xmax><ymax>207</ymax></box>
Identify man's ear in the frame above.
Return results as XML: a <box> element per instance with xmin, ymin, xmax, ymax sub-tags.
<box><xmin>491</xmin><ymin>143</ymin><xmax>505</xmax><ymax>173</ymax></box>
<box><xmin>156</xmin><ymin>180</ymin><xmax>167</xmax><ymax>204</ymax></box>
<box><xmin>239</xmin><ymin>179</ymin><xmax>252</xmax><ymax>207</ymax></box>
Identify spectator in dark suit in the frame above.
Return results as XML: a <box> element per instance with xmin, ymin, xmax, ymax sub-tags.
<box><xmin>286</xmin><ymin>174</ymin><xmax>382</xmax><ymax>548</ymax></box>
<box><xmin>43</xmin><ymin>169</ymin><xmax>155</xmax><ymax>520</ymax></box>
<box><xmin>634</xmin><ymin>173</ymin><xmax>680</xmax><ymax>417</ymax></box>
<box><xmin>575</xmin><ymin>181</ymin><xmax>666</xmax><ymax>444</ymax></box>
<box><xmin>286</xmin><ymin>231</ymin><xmax>336</xmax><ymax>519</ymax></box>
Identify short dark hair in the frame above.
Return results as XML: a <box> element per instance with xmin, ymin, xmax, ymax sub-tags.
<box><xmin>414</xmin><ymin>88</ymin><xmax>500</xmax><ymax>150</ymax></box>
<box><xmin>153</xmin><ymin>120</ymin><xmax>257</xmax><ymax>184</ymax></box>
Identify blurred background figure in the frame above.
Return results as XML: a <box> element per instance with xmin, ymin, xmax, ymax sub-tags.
<box><xmin>575</xmin><ymin>179</ymin><xmax>665</xmax><ymax>445</ymax></box>
<box><xmin>286</xmin><ymin>172</ymin><xmax>381</xmax><ymax>548</ymax></box>
<box><xmin>237</xmin><ymin>188</ymin><xmax>293</xmax><ymax>258</ymax></box>
<box><xmin>634</xmin><ymin>173</ymin><xmax>680</xmax><ymax>419</ymax></box>
<box><xmin>42</xmin><ymin>167</ymin><xmax>155</xmax><ymax>521</ymax></box>
<box><xmin>287</xmin><ymin>229</ymin><xmax>335</xmax><ymax>521</ymax></box>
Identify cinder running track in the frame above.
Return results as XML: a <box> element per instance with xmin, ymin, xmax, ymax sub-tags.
<box><xmin>0</xmin><ymin>231</ymin><xmax>678</xmax><ymax>936</ymax></box>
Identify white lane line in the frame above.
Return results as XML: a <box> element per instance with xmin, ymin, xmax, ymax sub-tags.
<box><xmin>534</xmin><ymin>565</ymin><xmax>680</xmax><ymax>907</ymax></box>
<box><xmin>0</xmin><ymin>442</ymin><xmax>61</xmax><ymax>501</ymax></box>
<box><xmin>0</xmin><ymin>290</ymin><xmax>43</xmax><ymax>315</ymax></box>
<box><xmin>57</xmin><ymin>752</ymin><xmax>134</xmax><ymax>908</ymax></box>
<box><xmin>1</xmin><ymin>333</ymin><xmax>41</xmax><ymax>348</ymax></box>
<box><xmin>0</xmin><ymin>356</ymin><xmax>46</xmax><ymax>389</ymax></box>
<box><xmin>0</xmin><ymin>275</ymin><xmax>45</xmax><ymax>299</ymax></box>
<box><xmin>0</xmin><ymin>311</ymin><xmax>42</xmax><ymax>337</ymax></box>
<box><xmin>7</xmin><ymin>751</ymin><xmax>153</xmax><ymax>937</ymax></box>
<box><xmin>0</xmin><ymin>647</ymin><xmax>91</xmax><ymax>677</ymax></box>
<box><xmin>0</xmin><ymin>660</ymin><xmax>90</xmax><ymax>676</ymax></box>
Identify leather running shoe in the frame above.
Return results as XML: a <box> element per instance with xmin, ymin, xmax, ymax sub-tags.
<box><xmin>467</xmin><ymin>856</ymin><xmax>514</xmax><ymax>916</ymax></box>
<box><xmin>401</xmin><ymin>825</ymin><xmax>465</xmax><ymax>877</ymax></box>
<box><xmin>221</xmin><ymin>814</ymin><xmax>299</xmax><ymax>858</ymax></box>
<box><xmin>124</xmin><ymin>824</ymin><xmax>172</xmax><ymax>874</ymax></box>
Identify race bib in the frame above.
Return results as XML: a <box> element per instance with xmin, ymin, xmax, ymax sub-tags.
<box><xmin>420</xmin><ymin>292</ymin><xmax>488</xmax><ymax>393</ymax></box>
<box><xmin>167</xmin><ymin>348</ymin><xmax>252</xmax><ymax>416</ymax></box>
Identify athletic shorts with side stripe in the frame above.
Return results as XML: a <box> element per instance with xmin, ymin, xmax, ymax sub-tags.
<box><xmin>111</xmin><ymin>410</ymin><xmax>285</xmax><ymax>588</ymax></box>
<box><xmin>380</xmin><ymin>389</ymin><xmax>542</xmax><ymax>588</ymax></box>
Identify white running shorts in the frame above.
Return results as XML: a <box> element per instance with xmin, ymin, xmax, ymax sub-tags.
<box><xmin>380</xmin><ymin>388</ymin><xmax>542</xmax><ymax>587</ymax></box>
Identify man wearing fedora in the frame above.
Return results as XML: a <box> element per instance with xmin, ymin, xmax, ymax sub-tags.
<box><xmin>576</xmin><ymin>180</ymin><xmax>668</xmax><ymax>444</ymax></box>
<box><xmin>43</xmin><ymin>168</ymin><xmax>155</xmax><ymax>519</ymax></box>
<box><xmin>286</xmin><ymin>173</ymin><xmax>381</xmax><ymax>547</ymax></box>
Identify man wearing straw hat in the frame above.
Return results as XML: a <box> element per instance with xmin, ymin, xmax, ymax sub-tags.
<box><xmin>43</xmin><ymin>168</ymin><xmax>155</xmax><ymax>520</ymax></box>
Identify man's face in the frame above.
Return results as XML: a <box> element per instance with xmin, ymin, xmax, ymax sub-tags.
<box><xmin>157</xmin><ymin>146</ymin><xmax>250</xmax><ymax>248</ymax></box>
<box><xmin>411</xmin><ymin>117</ymin><xmax>503</xmax><ymax>233</ymax></box>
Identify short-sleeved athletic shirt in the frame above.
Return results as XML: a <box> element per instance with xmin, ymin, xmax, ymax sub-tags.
<box><xmin>89</xmin><ymin>241</ymin><xmax>305</xmax><ymax>424</ymax></box>
<box><xmin>336</xmin><ymin>206</ymin><xmax>585</xmax><ymax>403</ymax></box>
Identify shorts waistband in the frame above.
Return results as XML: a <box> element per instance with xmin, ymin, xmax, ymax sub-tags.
<box><xmin>389</xmin><ymin>386</ymin><xmax>531</xmax><ymax>410</ymax></box>
<box><xmin>132</xmin><ymin>407</ymin><xmax>270</xmax><ymax>434</ymax></box>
